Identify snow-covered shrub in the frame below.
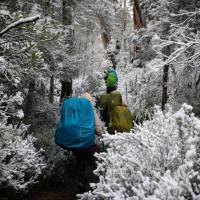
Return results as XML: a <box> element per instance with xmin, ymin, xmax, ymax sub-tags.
<box><xmin>0</xmin><ymin>92</ymin><xmax>46</xmax><ymax>191</ymax></box>
<box><xmin>79</xmin><ymin>104</ymin><xmax>200</xmax><ymax>200</ymax></box>
<box><xmin>73</xmin><ymin>73</ymin><xmax>104</xmax><ymax>97</ymax></box>
<box><xmin>0</xmin><ymin>119</ymin><xmax>46</xmax><ymax>191</ymax></box>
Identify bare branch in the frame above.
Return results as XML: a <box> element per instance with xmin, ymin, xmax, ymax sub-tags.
<box><xmin>196</xmin><ymin>74</ymin><xmax>200</xmax><ymax>88</ymax></box>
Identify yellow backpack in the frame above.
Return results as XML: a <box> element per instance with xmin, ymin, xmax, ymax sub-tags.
<box><xmin>108</xmin><ymin>105</ymin><xmax>133</xmax><ymax>134</ymax></box>
<box><xmin>107</xmin><ymin>92</ymin><xmax>133</xmax><ymax>134</ymax></box>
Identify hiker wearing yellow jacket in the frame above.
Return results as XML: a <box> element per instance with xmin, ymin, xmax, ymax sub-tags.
<box><xmin>98</xmin><ymin>68</ymin><xmax>133</xmax><ymax>134</ymax></box>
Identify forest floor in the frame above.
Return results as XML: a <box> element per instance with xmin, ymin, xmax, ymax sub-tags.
<box><xmin>0</xmin><ymin>181</ymin><xmax>78</xmax><ymax>200</ymax></box>
<box><xmin>0</xmin><ymin>162</ymin><xmax>80</xmax><ymax>200</ymax></box>
<box><xmin>21</xmin><ymin>169</ymin><xmax>79</xmax><ymax>200</ymax></box>
<box><xmin>23</xmin><ymin>186</ymin><xmax>77</xmax><ymax>200</ymax></box>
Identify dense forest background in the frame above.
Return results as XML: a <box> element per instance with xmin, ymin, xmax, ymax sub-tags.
<box><xmin>0</xmin><ymin>0</ymin><xmax>200</xmax><ymax>199</ymax></box>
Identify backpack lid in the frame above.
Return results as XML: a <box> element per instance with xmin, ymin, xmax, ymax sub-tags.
<box><xmin>106</xmin><ymin>73</ymin><xmax>118</xmax><ymax>87</ymax></box>
<box><xmin>107</xmin><ymin>68</ymin><xmax>118</xmax><ymax>80</ymax></box>
<box><xmin>108</xmin><ymin>91</ymin><xmax>122</xmax><ymax>108</ymax></box>
<box><xmin>55</xmin><ymin>98</ymin><xmax>95</xmax><ymax>150</ymax></box>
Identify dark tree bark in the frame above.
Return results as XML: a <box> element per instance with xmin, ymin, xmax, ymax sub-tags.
<box><xmin>62</xmin><ymin>0</ymin><xmax>72</xmax><ymax>25</ymax></box>
<box><xmin>195</xmin><ymin>74</ymin><xmax>200</xmax><ymax>88</ymax></box>
<box><xmin>60</xmin><ymin>80</ymin><xmax>72</xmax><ymax>103</ymax></box>
<box><xmin>23</xmin><ymin>81</ymin><xmax>35</xmax><ymax>124</ymax></box>
<box><xmin>62</xmin><ymin>0</ymin><xmax>74</xmax><ymax>54</ymax></box>
<box><xmin>49</xmin><ymin>75</ymin><xmax>54</xmax><ymax>104</ymax></box>
<box><xmin>161</xmin><ymin>64</ymin><xmax>169</xmax><ymax>110</ymax></box>
<box><xmin>132</xmin><ymin>0</ymin><xmax>146</xmax><ymax>60</ymax></box>
<box><xmin>101</xmin><ymin>32</ymin><xmax>110</xmax><ymax>49</ymax></box>
<box><xmin>133</xmin><ymin>0</ymin><xmax>145</xmax><ymax>30</ymax></box>
<box><xmin>161</xmin><ymin>23</ymin><xmax>171</xmax><ymax>111</ymax></box>
<box><xmin>122</xmin><ymin>0</ymin><xmax>127</xmax><ymax>49</ymax></box>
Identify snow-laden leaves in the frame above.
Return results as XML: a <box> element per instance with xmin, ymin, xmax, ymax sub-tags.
<box><xmin>79</xmin><ymin>104</ymin><xmax>200</xmax><ymax>200</ymax></box>
<box><xmin>124</xmin><ymin>0</ymin><xmax>200</xmax><ymax>118</ymax></box>
<box><xmin>0</xmin><ymin>122</ymin><xmax>46</xmax><ymax>191</ymax></box>
<box><xmin>0</xmin><ymin>93</ymin><xmax>46</xmax><ymax>191</ymax></box>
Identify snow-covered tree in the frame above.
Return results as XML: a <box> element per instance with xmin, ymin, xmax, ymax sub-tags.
<box><xmin>119</xmin><ymin>0</ymin><xmax>200</xmax><ymax>119</ymax></box>
<box><xmin>0</xmin><ymin>87</ymin><xmax>46</xmax><ymax>191</ymax></box>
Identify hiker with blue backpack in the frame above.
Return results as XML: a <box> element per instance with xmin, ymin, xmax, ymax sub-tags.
<box><xmin>98</xmin><ymin>67</ymin><xmax>133</xmax><ymax>134</ymax></box>
<box><xmin>55</xmin><ymin>82</ymin><xmax>104</xmax><ymax>192</ymax></box>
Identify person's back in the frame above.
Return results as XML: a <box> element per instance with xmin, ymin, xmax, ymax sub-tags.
<box><xmin>99</xmin><ymin>90</ymin><xmax>133</xmax><ymax>134</ymax></box>
<box><xmin>55</xmin><ymin>97</ymin><xmax>95</xmax><ymax>150</ymax></box>
<box><xmin>99</xmin><ymin>67</ymin><xmax>133</xmax><ymax>133</ymax></box>
<box><xmin>98</xmin><ymin>93</ymin><xmax>109</xmax><ymax>125</ymax></box>
<box><xmin>104</xmin><ymin>67</ymin><xmax>118</xmax><ymax>93</ymax></box>
<box><xmin>55</xmin><ymin>81</ymin><xmax>102</xmax><ymax>192</ymax></box>
<box><xmin>99</xmin><ymin>67</ymin><xmax>119</xmax><ymax>124</ymax></box>
<box><xmin>98</xmin><ymin>90</ymin><xmax>121</xmax><ymax>127</ymax></box>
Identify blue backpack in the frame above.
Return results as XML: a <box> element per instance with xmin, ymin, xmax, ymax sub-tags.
<box><xmin>55</xmin><ymin>98</ymin><xmax>95</xmax><ymax>150</ymax></box>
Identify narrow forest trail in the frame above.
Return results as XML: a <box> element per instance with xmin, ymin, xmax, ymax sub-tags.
<box><xmin>25</xmin><ymin>187</ymin><xmax>76</xmax><ymax>200</ymax></box>
<box><xmin>15</xmin><ymin>160</ymin><xmax>81</xmax><ymax>200</ymax></box>
<box><xmin>18</xmin><ymin>50</ymin><xmax>122</xmax><ymax>200</ymax></box>
<box><xmin>19</xmin><ymin>181</ymin><xmax>78</xmax><ymax>200</ymax></box>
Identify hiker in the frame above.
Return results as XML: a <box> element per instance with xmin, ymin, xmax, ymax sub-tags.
<box><xmin>98</xmin><ymin>68</ymin><xmax>133</xmax><ymax>134</ymax></box>
<box><xmin>97</xmin><ymin>66</ymin><xmax>118</xmax><ymax>124</ymax></box>
<box><xmin>104</xmin><ymin>66</ymin><xmax>118</xmax><ymax>93</ymax></box>
<box><xmin>73</xmin><ymin>92</ymin><xmax>104</xmax><ymax>191</ymax></box>
<box><xmin>55</xmin><ymin>82</ymin><xmax>104</xmax><ymax>192</ymax></box>
<box><xmin>82</xmin><ymin>92</ymin><xmax>105</xmax><ymax>136</ymax></box>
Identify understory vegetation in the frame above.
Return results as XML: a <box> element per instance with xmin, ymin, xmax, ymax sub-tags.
<box><xmin>80</xmin><ymin>104</ymin><xmax>200</xmax><ymax>199</ymax></box>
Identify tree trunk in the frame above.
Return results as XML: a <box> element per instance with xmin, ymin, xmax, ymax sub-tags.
<box><xmin>23</xmin><ymin>81</ymin><xmax>35</xmax><ymax>124</ymax></box>
<box><xmin>195</xmin><ymin>74</ymin><xmax>200</xmax><ymax>88</ymax></box>
<box><xmin>123</xmin><ymin>0</ymin><xmax>127</xmax><ymax>49</ymax></box>
<box><xmin>123</xmin><ymin>0</ymin><xmax>126</xmax><ymax>8</ymax></box>
<box><xmin>132</xmin><ymin>0</ymin><xmax>146</xmax><ymax>60</ymax></box>
<box><xmin>123</xmin><ymin>38</ymin><xmax>127</xmax><ymax>49</ymax></box>
<box><xmin>62</xmin><ymin>0</ymin><xmax>72</xmax><ymax>25</ymax></box>
<box><xmin>161</xmin><ymin>23</ymin><xmax>171</xmax><ymax>111</ymax></box>
<box><xmin>101</xmin><ymin>32</ymin><xmax>110</xmax><ymax>49</ymax></box>
<box><xmin>49</xmin><ymin>75</ymin><xmax>54</xmax><ymax>104</ymax></box>
<box><xmin>133</xmin><ymin>0</ymin><xmax>145</xmax><ymax>30</ymax></box>
<box><xmin>161</xmin><ymin>64</ymin><xmax>169</xmax><ymax>110</ymax></box>
<box><xmin>62</xmin><ymin>0</ymin><xmax>74</xmax><ymax>54</ymax></box>
<box><xmin>120</xmin><ymin>0</ymin><xmax>123</xmax><ymax>8</ymax></box>
<box><xmin>60</xmin><ymin>80</ymin><xmax>72</xmax><ymax>103</ymax></box>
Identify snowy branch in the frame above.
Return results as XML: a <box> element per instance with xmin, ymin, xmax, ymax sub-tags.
<box><xmin>170</xmin><ymin>10</ymin><xmax>200</xmax><ymax>17</ymax></box>
<box><xmin>0</xmin><ymin>15</ymin><xmax>40</xmax><ymax>37</ymax></box>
